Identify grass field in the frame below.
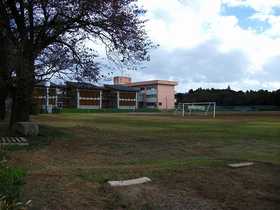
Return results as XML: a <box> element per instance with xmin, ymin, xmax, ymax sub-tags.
<box><xmin>2</xmin><ymin>112</ymin><xmax>280</xmax><ymax>210</ymax></box>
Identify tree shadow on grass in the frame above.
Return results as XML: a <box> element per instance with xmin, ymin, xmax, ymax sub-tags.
<box><xmin>1</xmin><ymin>124</ymin><xmax>74</xmax><ymax>152</ymax></box>
<box><xmin>27</xmin><ymin>125</ymin><xmax>74</xmax><ymax>149</ymax></box>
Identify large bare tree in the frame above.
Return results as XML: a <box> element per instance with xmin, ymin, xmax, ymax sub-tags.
<box><xmin>0</xmin><ymin>30</ymin><xmax>9</xmax><ymax>120</ymax></box>
<box><xmin>0</xmin><ymin>25</ymin><xmax>15</xmax><ymax>121</ymax></box>
<box><xmin>0</xmin><ymin>0</ymin><xmax>152</xmax><ymax>125</ymax></box>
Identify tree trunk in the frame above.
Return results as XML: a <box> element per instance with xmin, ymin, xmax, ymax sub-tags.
<box><xmin>9</xmin><ymin>53</ymin><xmax>35</xmax><ymax>127</ymax></box>
<box><xmin>0</xmin><ymin>33</ymin><xmax>8</xmax><ymax>121</ymax></box>
<box><xmin>0</xmin><ymin>88</ymin><xmax>7</xmax><ymax>121</ymax></box>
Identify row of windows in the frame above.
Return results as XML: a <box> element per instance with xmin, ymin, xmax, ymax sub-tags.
<box><xmin>140</xmin><ymin>86</ymin><xmax>157</xmax><ymax>91</ymax></box>
<box><xmin>146</xmin><ymin>94</ymin><xmax>157</xmax><ymax>98</ymax></box>
<box><xmin>145</xmin><ymin>102</ymin><xmax>163</xmax><ymax>106</ymax></box>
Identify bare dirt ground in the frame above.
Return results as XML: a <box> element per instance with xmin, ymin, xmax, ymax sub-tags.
<box><xmin>4</xmin><ymin>112</ymin><xmax>280</xmax><ymax>210</ymax></box>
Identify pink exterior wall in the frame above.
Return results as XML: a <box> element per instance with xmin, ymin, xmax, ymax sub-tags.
<box><xmin>113</xmin><ymin>76</ymin><xmax>132</xmax><ymax>85</ymax></box>
<box><xmin>156</xmin><ymin>84</ymin><xmax>176</xmax><ymax>110</ymax></box>
<box><xmin>127</xmin><ymin>80</ymin><xmax>177</xmax><ymax>110</ymax></box>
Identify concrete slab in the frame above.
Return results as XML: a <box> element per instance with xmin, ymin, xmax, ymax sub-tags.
<box><xmin>108</xmin><ymin>177</ymin><xmax>151</xmax><ymax>187</ymax></box>
<box><xmin>228</xmin><ymin>162</ymin><xmax>254</xmax><ymax>168</ymax></box>
<box><xmin>15</xmin><ymin>122</ymin><xmax>39</xmax><ymax>136</ymax></box>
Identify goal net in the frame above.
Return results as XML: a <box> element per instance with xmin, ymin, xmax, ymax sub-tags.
<box><xmin>175</xmin><ymin>102</ymin><xmax>216</xmax><ymax>118</ymax></box>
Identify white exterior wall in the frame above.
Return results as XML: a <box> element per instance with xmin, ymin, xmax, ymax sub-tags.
<box><xmin>79</xmin><ymin>105</ymin><xmax>100</xmax><ymax>109</ymax></box>
<box><xmin>119</xmin><ymin>106</ymin><xmax>137</xmax><ymax>110</ymax></box>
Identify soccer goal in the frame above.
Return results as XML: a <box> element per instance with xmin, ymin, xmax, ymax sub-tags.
<box><xmin>175</xmin><ymin>102</ymin><xmax>216</xmax><ymax>118</ymax></box>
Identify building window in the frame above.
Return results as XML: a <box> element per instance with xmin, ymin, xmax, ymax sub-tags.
<box><xmin>146</xmin><ymin>94</ymin><xmax>157</xmax><ymax>98</ymax></box>
<box><xmin>159</xmin><ymin>102</ymin><xmax>162</xmax><ymax>106</ymax></box>
<box><xmin>147</xmin><ymin>86</ymin><xmax>156</xmax><ymax>90</ymax></box>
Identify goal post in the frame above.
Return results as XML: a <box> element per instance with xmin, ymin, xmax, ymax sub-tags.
<box><xmin>176</xmin><ymin>102</ymin><xmax>216</xmax><ymax>118</ymax></box>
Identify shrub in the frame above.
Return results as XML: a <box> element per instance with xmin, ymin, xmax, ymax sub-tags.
<box><xmin>0</xmin><ymin>151</ymin><xmax>29</xmax><ymax>209</ymax></box>
<box><xmin>0</xmin><ymin>150</ymin><xmax>6</xmax><ymax>162</ymax></box>
<box><xmin>52</xmin><ymin>107</ymin><xmax>62</xmax><ymax>114</ymax></box>
<box><xmin>0</xmin><ymin>164</ymin><xmax>26</xmax><ymax>201</ymax></box>
<box><xmin>0</xmin><ymin>195</ymin><xmax>31</xmax><ymax>210</ymax></box>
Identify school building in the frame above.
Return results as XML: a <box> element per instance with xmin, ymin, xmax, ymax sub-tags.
<box><xmin>33</xmin><ymin>77</ymin><xmax>177</xmax><ymax>111</ymax></box>
<box><xmin>114</xmin><ymin>76</ymin><xmax>177</xmax><ymax>109</ymax></box>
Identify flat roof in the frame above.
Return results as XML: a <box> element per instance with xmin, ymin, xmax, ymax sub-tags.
<box><xmin>66</xmin><ymin>81</ymin><xmax>104</xmax><ymax>90</ymax></box>
<box><xmin>104</xmin><ymin>85</ymin><xmax>139</xmax><ymax>92</ymax></box>
<box><xmin>128</xmin><ymin>80</ymin><xmax>177</xmax><ymax>87</ymax></box>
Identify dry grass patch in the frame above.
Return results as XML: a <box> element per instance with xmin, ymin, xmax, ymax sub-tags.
<box><xmin>1</xmin><ymin>112</ymin><xmax>279</xmax><ymax>210</ymax></box>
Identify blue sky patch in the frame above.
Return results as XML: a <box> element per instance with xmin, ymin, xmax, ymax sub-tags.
<box><xmin>221</xmin><ymin>4</ymin><xmax>271</xmax><ymax>33</ymax></box>
<box><xmin>272</xmin><ymin>7</ymin><xmax>280</xmax><ymax>16</ymax></box>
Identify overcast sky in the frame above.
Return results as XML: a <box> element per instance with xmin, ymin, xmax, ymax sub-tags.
<box><xmin>107</xmin><ymin>0</ymin><xmax>280</xmax><ymax>92</ymax></box>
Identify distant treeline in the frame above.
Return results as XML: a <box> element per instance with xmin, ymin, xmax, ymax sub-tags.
<box><xmin>176</xmin><ymin>87</ymin><xmax>280</xmax><ymax>106</ymax></box>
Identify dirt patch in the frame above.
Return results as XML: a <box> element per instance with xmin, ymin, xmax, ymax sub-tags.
<box><xmin>21</xmin><ymin>164</ymin><xmax>279</xmax><ymax>210</ymax></box>
<box><xmin>104</xmin><ymin>164</ymin><xmax>280</xmax><ymax>210</ymax></box>
<box><xmin>107</xmin><ymin>184</ymin><xmax>221</xmax><ymax>210</ymax></box>
<box><xmin>24</xmin><ymin>174</ymin><xmax>105</xmax><ymax>210</ymax></box>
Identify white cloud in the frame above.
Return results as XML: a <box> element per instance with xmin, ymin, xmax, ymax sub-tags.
<box><xmin>126</xmin><ymin>40</ymin><xmax>250</xmax><ymax>91</ymax></box>
<box><xmin>123</xmin><ymin>0</ymin><xmax>280</xmax><ymax>91</ymax></box>
<box><xmin>139</xmin><ymin>0</ymin><xmax>205</xmax><ymax>49</ymax></box>
<box><xmin>260</xmin><ymin>55</ymin><xmax>280</xmax><ymax>81</ymax></box>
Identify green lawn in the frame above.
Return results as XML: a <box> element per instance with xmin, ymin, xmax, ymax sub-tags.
<box><xmin>4</xmin><ymin>112</ymin><xmax>280</xmax><ymax>210</ymax></box>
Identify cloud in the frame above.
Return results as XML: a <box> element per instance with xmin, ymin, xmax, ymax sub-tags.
<box><xmin>259</xmin><ymin>55</ymin><xmax>280</xmax><ymax>81</ymax></box>
<box><xmin>130</xmin><ymin>40</ymin><xmax>249</xmax><ymax>91</ymax></box>
<box><xmin>111</xmin><ymin>0</ymin><xmax>280</xmax><ymax>91</ymax></box>
<box><xmin>49</xmin><ymin>0</ymin><xmax>280</xmax><ymax>92</ymax></box>
<box><xmin>138</xmin><ymin>0</ymin><xmax>227</xmax><ymax>50</ymax></box>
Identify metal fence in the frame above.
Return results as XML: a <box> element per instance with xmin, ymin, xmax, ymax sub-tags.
<box><xmin>215</xmin><ymin>105</ymin><xmax>280</xmax><ymax>112</ymax></box>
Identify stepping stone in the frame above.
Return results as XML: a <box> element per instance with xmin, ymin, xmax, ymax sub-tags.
<box><xmin>0</xmin><ymin>137</ymin><xmax>29</xmax><ymax>146</ymax></box>
<box><xmin>108</xmin><ymin>177</ymin><xmax>152</xmax><ymax>187</ymax></box>
<box><xmin>228</xmin><ymin>162</ymin><xmax>254</xmax><ymax>168</ymax></box>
